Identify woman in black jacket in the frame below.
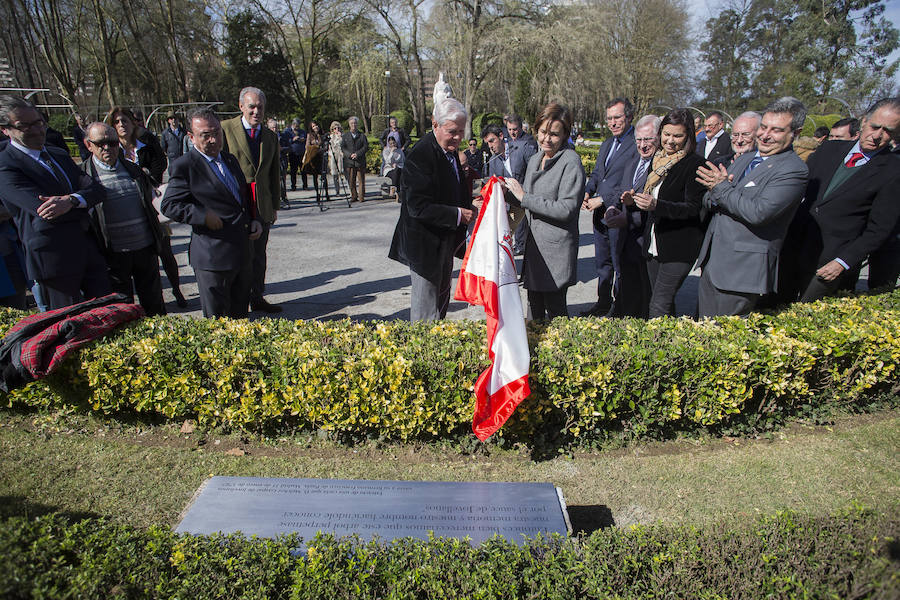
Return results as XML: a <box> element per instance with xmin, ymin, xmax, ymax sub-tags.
<box><xmin>107</xmin><ymin>106</ymin><xmax>166</xmax><ymax>184</ymax></box>
<box><xmin>627</xmin><ymin>108</ymin><xmax>706</xmax><ymax>318</ymax></box>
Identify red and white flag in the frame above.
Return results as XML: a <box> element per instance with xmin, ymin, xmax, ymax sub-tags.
<box><xmin>454</xmin><ymin>176</ymin><xmax>531</xmax><ymax>441</ymax></box>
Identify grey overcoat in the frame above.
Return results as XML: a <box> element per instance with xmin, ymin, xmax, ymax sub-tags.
<box><xmin>520</xmin><ymin>147</ymin><xmax>585</xmax><ymax>291</ymax></box>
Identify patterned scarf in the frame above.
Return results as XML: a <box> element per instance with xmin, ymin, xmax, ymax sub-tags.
<box><xmin>643</xmin><ymin>149</ymin><xmax>686</xmax><ymax>194</ymax></box>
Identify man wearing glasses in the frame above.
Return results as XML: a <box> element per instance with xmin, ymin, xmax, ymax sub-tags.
<box><xmin>80</xmin><ymin>122</ymin><xmax>166</xmax><ymax>316</ymax></box>
<box><xmin>0</xmin><ymin>96</ymin><xmax>110</xmax><ymax>310</ymax></box>
<box><xmin>715</xmin><ymin>112</ymin><xmax>760</xmax><ymax>166</ymax></box>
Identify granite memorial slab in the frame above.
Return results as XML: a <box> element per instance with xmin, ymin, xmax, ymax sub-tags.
<box><xmin>176</xmin><ymin>476</ymin><xmax>570</xmax><ymax>545</ymax></box>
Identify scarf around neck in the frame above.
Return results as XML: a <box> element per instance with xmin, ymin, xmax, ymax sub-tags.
<box><xmin>643</xmin><ymin>149</ymin><xmax>686</xmax><ymax>193</ymax></box>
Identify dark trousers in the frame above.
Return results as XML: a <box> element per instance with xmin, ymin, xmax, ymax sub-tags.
<box><xmin>527</xmin><ymin>289</ymin><xmax>568</xmax><ymax>320</ymax></box>
<box><xmin>592</xmin><ymin>223</ymin><xmax>620</xmax><ymax>307</ymax></box>
<box><xmin>868</xmin><ymin>234</ymin><xmax>900</xmax><ymax>290</ymax></box>
<box><xmin>107</xmin><ymin>245</ymin><xmax>166</xmax><ymax>316</ymax></box>
<box><xmin>609</xmin><ymin>232</ymin><xmax>650</xmax><ymax>318</ymax></box>
<box><xmin>647</xmin><ymin>257</ymin><xmax>693</xmax><ymax>318</ymax></box>
<box><xmin>250</xmin><ymin>224</ymin><xmax>270</xmax><ymax>302</ymax></box>
<box><xmin>697</xmin><ymin>269</ymin><xmax>759</xmax><ymax>318</ymax></box>
<box><xmin>158</xmin><ymin>231</ymin><xmax>183</xmax><ymax>300</ymax></box>
<box><xmin>0</xmin><ymin>251</ymin><xmax>27</xmax><ymax>309</ymax></box>
<box><xmin>193</xmin><ymin>251</ymin><xmax>252</xmax><ymax>319</ymax></box>
<box><xmin>346</xmin><ymin>166</ymin><xmax>365</xmax><ymax>201</ymax></box>
<box><xmin>41</xmin><ymin>246</ymin><xmax>111</xmax><ymax>310</ymax></box>
<box><xmin>289</xmin><ymin>153</ymin><xmax>307</xmax><ymax>190</ymax></box>
<box><xmin>800</xmin><ymin>272</ymin><xmax>847</xmax><ymax>303</ymax></box>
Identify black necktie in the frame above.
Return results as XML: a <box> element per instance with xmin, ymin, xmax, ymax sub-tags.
<box><xmin>39</xmin><ymin>150</ymin><xmax>71</xmax><ymax>192</ymax></box>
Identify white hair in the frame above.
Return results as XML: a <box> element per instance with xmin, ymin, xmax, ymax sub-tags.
<box><xmin>239</xmin><ymin>87</ymin><xmax>266</xmax><ymax>105</ymax></box>
<box><xmin>634</xmin><ymin>114</ymin><xmax>661</xmax><ymax>134</ymax></box>
<box><xmin>734</xmin><ymin>111</ymin><xmax>762</xmax><ymax>129</ymax></box>
<box><xmin>432</xmin><ymin>97</ymin><xmax>467</xmax><ymax>126</ymax></box>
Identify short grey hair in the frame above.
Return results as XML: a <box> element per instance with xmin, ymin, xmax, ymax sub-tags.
<box><xmin>734</xmin><ymin>111</ymin><xmax>762</xmax><ymax>129</ymax></box>
<box><xmin>763</xmin><ymin>97</ymin><xmax>807</xmax><ymax>131</ymax></box>
<box><xmin>864</xmin><ymin>97</ymin><xmax>900</xmax><ymax>119</ymax></box>
<box><xmin>433</xmin><ymin>98</ymin><xmax>467</xmax><ymax>126</ymax></box>
<box><xmin>0</xmin><ymin>95</ymin><xmax>36</xmax><ymax>127</ymax></box>
<box><xmin>634</xmin><ymin>114</ymin><xmax>661</xmax><ymax>134</ymax></box>
<box><xmin>86</xmin><ymin>121</ymin><xmax>116</xmax><ymax>139</ymax></box>
<box><xmin>239</xmin><ymin>87</ymin><xmax>266</xmax><ymax>106</ymax></box>
<box><xmin>348</xmin><ymin>116</ymin><xmax>359</xmax><ymax>124</ymax></box>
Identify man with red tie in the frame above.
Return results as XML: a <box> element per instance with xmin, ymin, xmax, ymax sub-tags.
<box><xmin>221</xmin><ymin>87</ymin><xmax>283</xmax><ymax>313</ymax></box>
<box><xmin>0</xmin><ymin>95</ymin><xmax>110</xmax><ymax>309</ymax></box>
<box><xmin>781</xmin><ymin>97</ymin><xmax>900</xmax><ymax>303</ymax></box>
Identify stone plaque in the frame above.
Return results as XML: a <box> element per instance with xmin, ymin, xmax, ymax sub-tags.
<box><xmin>176</xmin><ymin>476</ymin><xmax>570</xmax><ymax>545</ymax></box>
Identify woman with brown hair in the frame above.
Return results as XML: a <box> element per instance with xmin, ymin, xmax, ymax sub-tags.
<box><xmin>107</xmin><ymin>107</ymin><xmax>166</xmax><ymax>184</ymax></box>
<box><xmin>106</xmin><ymin>106</ymin><xmax>185</xmax><ymax>307</ymax></box>
<box><xmin>626</xmin><ymin>108</ymin><xmax>706</xmax><ymax>318</ymax></box>
<box><xmin>327</xmin><ymin>121</ymin><xmax>344</xmax><ymax>194</ymax></box>
<box><xmin>503</xmin><ymin>102</ymin><xmax>585</xmax><ymax>320</ymax></box>
<box><xmin>302</xmin><ymin>120</ymin><xmax>327</xmax><ymax>204</ymax></box>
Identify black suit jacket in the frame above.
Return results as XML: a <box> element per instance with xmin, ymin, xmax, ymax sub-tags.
<box><xmin>388</xmin><ymin>132</ymin><xmax>471</xmax><ymax>284</ymax></box>
<box><xmin>798</xmin><ymin>140</ymin><xmax>900</xmax><ymax>272</ymax></box>
<box><xmin>0</xmin><ymin>144</ymin><xmax>104</xmax><ymax>280</ymax></box>
<box><xmin>642</xmin><ymin>153</ymin><xmax>707</xmax><ymax>263</ymax></box>
<box><xmin>697</xmin><ymin>133</ymin><xmax>733</xmax><ymax>164</ymax></box>
<box><xmin>585</xmin><ymin>129</ymin><xmax>639</xmax><ymax>228</ymax></box>
<box><xmin>160</xmin><ymin>149</ymin><xmax>253</xmax><ymax>271</ymax></box>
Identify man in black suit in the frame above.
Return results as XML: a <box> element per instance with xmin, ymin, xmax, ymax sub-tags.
<box><xmin>696</xmin><ymin>110</ymin><xmax>732</xmax><ymax>164</ymax></box>
<box><xmin>388</xmin><ymin>97</ymin><xmax>475</xmax><ymax>321</ymax></box>
<box><xmin>782</xmin><ymin>97</ymin><xmax>900</xmax><ymax>302</ymax></box>
<box><xmin>341</xmin><ymin>116</ymin><xmax>369</xmax><ymax>202</ymax></box>
<box><xmin>0</xmin><ymin>95</ymin><xmax>110</xmax><ymax>309</ymax></box>
<box><xmin>161</xmin><ymin>108</ymin><xmax>262</xmax><ymax>318</ymax></box>
<box><xmin>581</xmin><ymin>97</ymin><xmax>639</xmax><ymax>316</ymax></box>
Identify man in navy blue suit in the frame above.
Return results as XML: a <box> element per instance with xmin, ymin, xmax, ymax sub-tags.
<box><xmin>581</xmin><ymin>97</ymin><xmax>639</xmax><ymax>316</ymax></box>
<box><xmin>161</xmin><ymin>108</ymin><xmax>262</xmax><ymax>318</ymax></box>
<box><xmin>0</xmin><ymin>95</ymin><xmax>110</xmax><ymax>309</ymax></box>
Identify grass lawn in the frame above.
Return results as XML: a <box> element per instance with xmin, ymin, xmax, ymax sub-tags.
<box><xmin>1</xmin><ymin>408</ymin><xmax>897</xmax><ymax>534</ymax></box>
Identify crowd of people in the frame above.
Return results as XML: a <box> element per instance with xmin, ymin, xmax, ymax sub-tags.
<box><xmin>0</xmin><ymin>85</ymin><xmax>897</xmax><ymax>324</ymax></box>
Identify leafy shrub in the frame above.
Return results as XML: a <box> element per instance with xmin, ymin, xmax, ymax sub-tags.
<box><xmin>1</xmin><ymin>291</ymin><xmax>898</xmax><ymax>445</ymax></box>
<box><xmin>575</xmin><ymin>145</ymin><xmax>599</xmax><ymax>175</ymax></box>
<box><xmin>1</xmin><ymin>505</ymin><xmax>896</xmax><ymax>599</ymax></box>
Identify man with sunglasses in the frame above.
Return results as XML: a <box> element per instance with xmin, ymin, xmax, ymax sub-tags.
<box><xmin>0</xmin><ymin>95</ymin><xmax>110</xmax><ymax>310</ymax></box>
<box><xmin>80</xmin><ymin>122</ymin><xmax>166</xmax><ymax>316</ymax></box>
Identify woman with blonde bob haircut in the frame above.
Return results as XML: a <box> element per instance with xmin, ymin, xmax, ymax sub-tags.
<box><xmin>504</xmin><ymin>102</ymin><xmax>585</xmax><ymax>319</ymax></box>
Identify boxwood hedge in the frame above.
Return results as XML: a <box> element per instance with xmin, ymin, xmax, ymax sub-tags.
<box><xmin>1</xmin><ymin>504</ymin><xmax>896</xmax><ymax>599</ymax></box>
<box><xmin>1</xmin><ymin>290</ymin><xmax>898</xmax><ymax>445</ymax></box>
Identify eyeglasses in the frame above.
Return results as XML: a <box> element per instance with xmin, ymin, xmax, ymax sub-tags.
<box><xmin>88</xmin><ymin>137</ymin><xmax>119</xmax><ymax>147</ymax></box>
<box><xmin>635</xmin><ymin>137</ymin><xmax>656</xmax><ymax>143</ymax></box>
<box><xmin>8</xmin><ymin>119</ymin><xmax>46</xmax><ymax>131</ymax></box>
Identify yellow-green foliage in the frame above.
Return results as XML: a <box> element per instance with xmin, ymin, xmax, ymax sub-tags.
<box><xmin>1</xmin><ymin>291</ymin><xmax>898</xmax><ymax>442</ymax></box>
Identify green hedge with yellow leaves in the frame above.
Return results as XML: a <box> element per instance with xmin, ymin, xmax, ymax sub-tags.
<box><xmin>2</xmin><ymin>290</ymin><xmax>898</xmax><ymax>444</ymax></box>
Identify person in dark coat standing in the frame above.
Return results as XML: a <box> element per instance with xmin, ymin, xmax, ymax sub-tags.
<box><xmin>0</xmin><ymin>95</ymin><xmax>110</xmax><ymax>309</ymax></box>
<box><xmin>341</xmin><ymin>116</ymin><xmax>369</xmax><ymax>202</ymax></box>
<box><xmin>161</xmin><ymin>109</ymin><xmax>262</xmax><ymax>318</ymax></box>
<box><xmin>388</xmin><ymin>97</ymin><xmax>475</xmax><ymax>321</ymax></box>
<box><xmin>160</xmin><ymin>111</ymin><xmax>186</xmax><ymax>176</ymax></box>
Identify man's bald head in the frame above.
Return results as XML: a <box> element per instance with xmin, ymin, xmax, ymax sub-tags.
<box><xmin>84</xmin><ymin>121</ymin><xmax>121</xmax><ymax>166</ymax></box>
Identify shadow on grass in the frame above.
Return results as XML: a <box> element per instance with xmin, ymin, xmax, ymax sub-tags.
<box><xmin>0</xmin><ymin>495</ymin><xmax>100</xmax><ymax>522</ymax></box>
<box><xmin>567</xmin><ymin>505</ymin><xmax>615</xmax><ymax>535</ymax></box>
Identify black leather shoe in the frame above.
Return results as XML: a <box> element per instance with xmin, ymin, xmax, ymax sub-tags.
<box><xmin>173</xmin><ymin>290</ymin><xmax>188</xmax><ymax>308</ymax></box>
<box><xmin>580</xmin><ymin>302</ymin><xmax>611</xmax><ymax>317</ymax></box>
<box><xmin>251</xmin><ymin>298</ymin><xmax>283</xmax><ymax>313</ymax></box>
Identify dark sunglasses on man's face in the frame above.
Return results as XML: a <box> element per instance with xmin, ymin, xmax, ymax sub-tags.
<box><xmin>88</xmin><ymin>138</ymin><xmax>119</xmax><ymax>147</ymax></box>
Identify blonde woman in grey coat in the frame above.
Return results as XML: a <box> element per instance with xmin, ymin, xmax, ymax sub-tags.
<box><xmin>504</xmin><ymin>102</ymin><xmax>585</xmax><ymax>319</ymax></box>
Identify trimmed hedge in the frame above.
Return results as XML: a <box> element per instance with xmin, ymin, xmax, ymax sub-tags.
<box><xmin>2</xmin><ymin>291</ymin><xmax>899</xmax><ymax>444</ymax></box>
<box><xmin>1</xmin><ymin>505</ymin><xmax>897</xmax><ymax>598</ymax></box>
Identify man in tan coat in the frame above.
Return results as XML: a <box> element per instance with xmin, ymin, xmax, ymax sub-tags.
<box><xmin>222</xmin><ymin>86</ymin><xmax>282</xmax><ymax>313</ymax></box>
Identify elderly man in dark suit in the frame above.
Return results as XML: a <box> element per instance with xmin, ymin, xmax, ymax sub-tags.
<box><xmin>388</xmin><ymin>97</ymin><xmax>476</xmax><ymax>321</ymax></box>
<box><xmin>781</xmin><ymin>97</ymin><xmax>900</xmax><ymax>303</ymax></box>
<box><xmin>222</xmin><ymin>86</ymin><xmax>283</xmax><ymax>314</ymax></box>
<box><xmin>0</xmin><ymin>95</ymin><xmax>110</xmax><ymax>310</ymax></box>
<box><xmin>161</xmin><ymin>108</ymin><xmax>262</xmax><ymax>318</ymax></box>
<box><xmin>695</xmin><ymin>97</ymin><xmax>809</xmax><ymax>318</ymax></box>
<box><xmin>581</xmin><ymin>97</ymin><xmax>639</xmax><ymax>316</ymax></box>
<box><xmin>696</xmin><ymin>110</ymin><xmax>733</xmax><ymax>164</ymax></box>
<box><xmin>341</xmin><ymin>116</ymin><xmax>369</xmax><ymax>203</ymax></box>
